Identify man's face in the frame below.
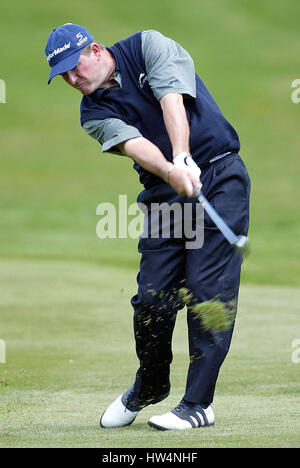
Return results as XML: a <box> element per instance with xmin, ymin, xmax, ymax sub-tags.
<box><xmin>61</xmin><ymin>45</ymin><xmax>114</xmax><ymax>95</ymax></box>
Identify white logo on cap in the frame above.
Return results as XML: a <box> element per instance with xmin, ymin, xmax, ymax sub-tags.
<box><xmin>47</xmin><ymin>42</ymin><xmax>71</xmax><ymax>62</ymax></box>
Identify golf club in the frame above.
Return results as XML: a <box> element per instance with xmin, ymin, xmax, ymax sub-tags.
<box><xmin>193</xmin><ymin>187</ymin><xmax>249</xmax><ymax>257</ymax></box>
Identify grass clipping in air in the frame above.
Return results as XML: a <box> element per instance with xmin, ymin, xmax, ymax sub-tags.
<box><xmin>178</xmin><ymin>288</ymin><xmax>236</xmax><ymax>332</ymax></box>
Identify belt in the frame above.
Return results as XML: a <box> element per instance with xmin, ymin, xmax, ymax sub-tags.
<box><xmin>199</xmin><ymin>150</ymin><xmax>237</xmax><ymax>170</ymax></box>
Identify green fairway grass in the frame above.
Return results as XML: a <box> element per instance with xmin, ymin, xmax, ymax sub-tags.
<box><xmin>0</xmin><ymin>259</ymin><xmax>299</xmax><ymax>448</ymax></box>
<box><xmin>1</xmin><ymin>0</ymin><xmax>300</xmax><ymax>449</ymax></box>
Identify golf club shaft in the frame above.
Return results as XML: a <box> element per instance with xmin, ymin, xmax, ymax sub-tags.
<box><xmin>194</xmin><ymin>189</ymin><xmax>239</xmax><ymax>246</ymax></box>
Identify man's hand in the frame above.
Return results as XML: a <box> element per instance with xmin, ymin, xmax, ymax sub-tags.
<box><xmin>167</xmin><ymin>152</ymin><xmax>202</xmax><ymax>197</ymax></box>
<box><xmin>168</xmin><ymin>161</ymin><xmax>202</xmax><ymax>198</ymax></box>
<box><xmin>173</xmin><ymin>152</ymin><xmax>201</xmax><ymax>179</ymax></box>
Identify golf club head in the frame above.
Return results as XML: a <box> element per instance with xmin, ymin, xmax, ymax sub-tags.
<box><xmin>233</xmin><ymin>235</ymin><xmax>250</xmax><ymax>258</ymax></box>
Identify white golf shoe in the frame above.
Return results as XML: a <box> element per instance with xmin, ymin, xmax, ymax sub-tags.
<box><xmin>100</xmin><ymin>385</ymin><xmax>170</xmax><ymax>428</ymax></box>
<box><xmin>100</xmin><ymin>394</ymin><xmax>139</xmax><ymax>428</ymax></box>
<box><xmin>148</xmin><ymin>399</ymin><xmax>215</xmax><ymax>430</ymax></box>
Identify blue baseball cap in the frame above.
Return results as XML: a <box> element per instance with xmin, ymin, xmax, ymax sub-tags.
<box><xmin>45</xmin><ymin>23</ymin><xmax>93</xmax><ymax>84</ymax></box>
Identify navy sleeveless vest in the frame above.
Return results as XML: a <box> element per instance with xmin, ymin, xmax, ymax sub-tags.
<box><xmin>80</xmin><ymin>32</ymin><xmax>240</xmax><ymax>188</ymax></box>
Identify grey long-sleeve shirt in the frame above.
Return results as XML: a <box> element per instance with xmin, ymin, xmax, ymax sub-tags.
<box><xmin>82</xmin><ymin>30</ymin><xmax>196</xmax><ymax>155</ymax></box>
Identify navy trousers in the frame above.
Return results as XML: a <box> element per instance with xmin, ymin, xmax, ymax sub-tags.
<box><xmin>130</xmin><ymin>154</ymin><xmax>251</xmax><ymax>405</ymax></box>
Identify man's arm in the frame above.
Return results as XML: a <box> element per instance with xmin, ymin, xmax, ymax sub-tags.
<box><xmin>117</xmin><ymin>137</ymin><xmax>201</xmax><ymax>198</ymax></box>
<box><xmin>142</xmin><ymin>31</ymin><xmax>201</xmax><ymax>187</ymax></box>
<box><xmin>159</xmin><ymin>92</ymin><xmax>190</xmax><ymax>157</ymax></box>
<box><xmin>83</xmin><ymin>118</ymin><xmax>200</xmax><ymax>195</ymax></box>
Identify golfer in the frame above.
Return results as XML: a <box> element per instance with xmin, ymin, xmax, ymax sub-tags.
<box><xmin>45</xmin><ymin>24</ymin><xmax>250</xmax><ymax>430</ymax></box>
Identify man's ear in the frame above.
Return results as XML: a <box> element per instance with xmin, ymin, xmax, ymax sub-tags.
<box><xmin>90</xmin><ymin>42</ymin><xmax>101</xmax><ymax>58</ymax></box>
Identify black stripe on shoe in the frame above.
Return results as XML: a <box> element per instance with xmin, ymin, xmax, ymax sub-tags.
<box><xmin>171</xmin><ymin>399</ymin><xmax>213</xmax><ymax>428</ymax></box>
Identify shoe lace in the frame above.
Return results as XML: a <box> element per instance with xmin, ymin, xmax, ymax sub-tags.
<box><xmin>174</xmin><ymin>399</ymin><xmax>188</xmax><ymax>413</ymax></box>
